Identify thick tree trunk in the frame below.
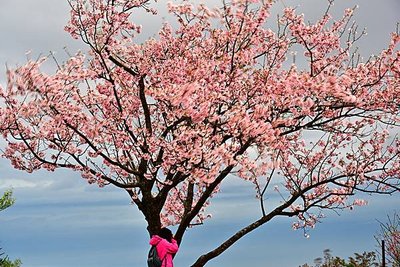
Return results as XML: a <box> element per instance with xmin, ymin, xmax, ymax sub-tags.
<box><xmin>143</xmin><ymin>198</ymin><xmax>163</xmax><ymax>236</ymax></box>
<box><xmin>145</xmin><ymin>214</ymin><xmax>162</xmax><ymax>236</ymax></box>
<box><xmin>126</xmin><ymin>190</ymin><xmax>163</xmax><ymax>236</ymax></box>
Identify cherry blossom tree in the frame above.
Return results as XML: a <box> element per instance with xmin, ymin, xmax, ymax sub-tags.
<box><xmin>0</xmin><ymin>0</ymin><xmax>399</xmax><ymax>266</ymax></box>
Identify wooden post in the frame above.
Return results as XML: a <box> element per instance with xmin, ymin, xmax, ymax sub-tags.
<box><xmin>382</xmin><ymin>239</ymin><xmax>386</xmax><ymax>267</ymax></box>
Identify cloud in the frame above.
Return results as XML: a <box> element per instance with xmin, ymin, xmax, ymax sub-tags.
<box><xmin>0</xmin><ymin>178</ymin><xmax>48</xmax><ymax>189</ymax></box>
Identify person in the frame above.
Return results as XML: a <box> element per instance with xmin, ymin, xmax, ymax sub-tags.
<box><xmin>149</xmin><ymin>228</ymin><xmax>179</xmax><ymax>267</ymax></box>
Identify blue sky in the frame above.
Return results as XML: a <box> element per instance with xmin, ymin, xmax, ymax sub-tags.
<box><xmin>0</xmin><ymin>0</ymin><xmax>399</xmax><ymax>266</ymax></box>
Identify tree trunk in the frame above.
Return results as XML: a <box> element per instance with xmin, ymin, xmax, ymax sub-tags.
<box><xmin>128</xmin><ymin>190</ymin><xmax>163</xmax><ymax>236</ymax></box>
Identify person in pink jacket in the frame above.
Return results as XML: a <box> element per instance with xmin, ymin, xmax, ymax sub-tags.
<box><xmin>149</xmin><ymin>228</ymin><xmax>179</xmax><ymax>267</ymax></box>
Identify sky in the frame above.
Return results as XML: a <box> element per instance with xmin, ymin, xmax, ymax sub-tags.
<box><xmin>0</xmin><ymin>0</ymin><xmax>399</xmax><ymax>266</ymax></box>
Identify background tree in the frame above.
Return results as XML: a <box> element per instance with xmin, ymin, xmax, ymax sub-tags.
<box><xmin>0</xmin><ymin>190</ymin><xmax>15</xmax><ymax>212</ymax></box>
<box><xmin>0</xmin><ymin>252</ymin><xmax>22</xmax><ymax>267</ymax></box>
<box><xmin>0</xmin><ymin>0</ymin><xmax>399</xmax><ymax>266</ymax></box>
<box><xmin>300</xmin><ymin>249</ymin><xmax>379</xmax><ymax>267</ymax></box>
<box><xmin>375</xmin><ymin>212</ymin><xmax>400</xmax><ymax>266</ymax></box>
<box><xmin>0</xmin><ymin>190</ymin><xmax>22</xmax><ymax>267</ymax></box>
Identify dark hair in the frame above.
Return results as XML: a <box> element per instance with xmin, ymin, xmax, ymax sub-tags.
<box><xmin>158</xmin><ymin>227</ymin><xmax>173</xmax><ymax>243</ymax></box>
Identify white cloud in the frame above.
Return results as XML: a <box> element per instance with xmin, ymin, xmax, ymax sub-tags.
<box><xmin>0</xmin><ymin>178</ymin><xmax>51</xmax><ymax>189</ymax></box>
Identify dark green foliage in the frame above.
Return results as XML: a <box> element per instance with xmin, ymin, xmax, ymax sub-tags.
<box><xmin>300</xmin><ymin>249</ymin><xmax>379</xmax><ymax>267</ymax></box>
<box><xmin>0</xmin><ymin>247</ymin><xmax>22</xmax><ymax>267</ymax></box>
<box><xmin>0</xmin><ymin>258</ymin><xmax>22</xmax><ymax>267</ymax></box>
<box><xmin>0</xmin><ymin>248</ymin><xmax>22</xmax><ymax>267</ymax></box>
